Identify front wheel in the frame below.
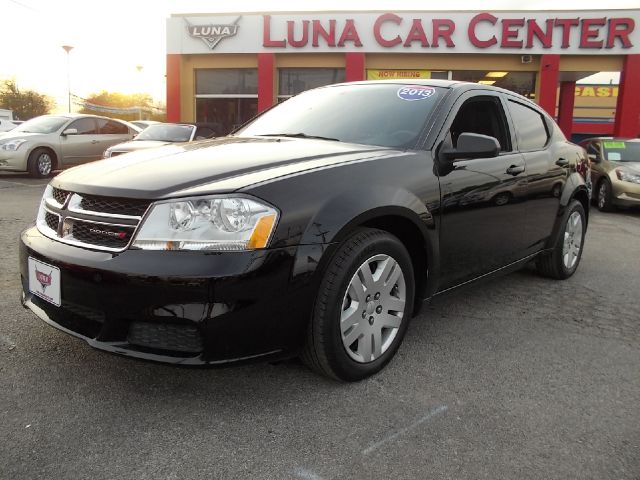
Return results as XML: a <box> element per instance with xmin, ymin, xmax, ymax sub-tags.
<box><xmin>27</xmin><ymin>148</ymin><xmax>55</xmax><ymax>178</ymax></box>
<box><xmin>302</xmin><ymin>228</ymin><xmax>415</xmax><ymax>381</ymax></box>
<box><xmin>596</xmin><ymin>179</ymin><xmax>614</xmax><ymax>212</ymax></box>
<box><xmin>536</xmin><ymin>200</ymin><xmax>586</xmax><ymax>280</ymax></box>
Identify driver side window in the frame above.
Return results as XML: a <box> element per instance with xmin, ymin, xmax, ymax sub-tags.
<box><xmin>449</xmin><ymin>97</ymin><xmax>511</xmax><ymax>152</ymax></box>
<box><xmin>586</xmin><ymin>142</ymin><xmax>601</xmax><ymax>161</ymax></box>
<box><xmin>67</xmin><ymin>118</ymin><xmax>98</xmax><ymax>135</ymax></box>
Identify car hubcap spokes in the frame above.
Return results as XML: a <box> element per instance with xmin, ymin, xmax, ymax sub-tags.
<box><xmin>598</xmin><ymin>184</ymin><xmax>606</xmax><ymax>208</ymax></box>
<box><xmin>38</xmin><ymin>154</ymin><xmax>52</xmax><ymax>175</ymax></box>
<box><xmin>562</xmin><ymin>211</ymin><xmax>583</xmax><ymax>269</ymax></box>
<box><xmin>340</xmin><ymin>254</ymin><xmax>406</xmax><ymax>363</ymax></box>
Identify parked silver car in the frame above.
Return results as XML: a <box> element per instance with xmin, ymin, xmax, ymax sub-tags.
<box><xmin>103</xmin><ymin>123</ymin><xmax>218</xmax><ymax>158</ymax></box>
<box><xmin>0</xmin><ymin>114</ymin><xmax>140</xmax><ymax>178</ymax></box>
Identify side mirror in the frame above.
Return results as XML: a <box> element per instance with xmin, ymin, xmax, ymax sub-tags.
<box><xmin>587</xmin><ymin>153</ymin><xmax>599</xmax><ymax>163</ymax></box>
<box><xmin>61</xmin><ymin>128</ymin><xmax>78</xmax><ymax>136</ymax></box>
<box><xmin>440</xmin><ymin>132</ymin><xmax>500</xmax><ymax>161</ymax></box>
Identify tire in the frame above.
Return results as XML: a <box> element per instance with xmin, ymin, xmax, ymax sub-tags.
<box><xmin>536</xmin><ymin>200</ymin><xmax>586</xmax><ymax>280</ymax></box>
<box><xmin>493</xmin><ymin>192</ymin><xmax>511</xmax><ymax>206</ymax></box>
<box><xmin>302</xmin><ymin>228</ymin><xmax>415</xmax><ymax>381</ymax></box>
<box><xmin>27</xmin><ymin>148</ymin><xmax>55</xmax><ymax>178</ymax></box>
<box><xmin>596</xmin><ymin>179</ymin><xmax>614</xmax><ymax>212</ymax></box>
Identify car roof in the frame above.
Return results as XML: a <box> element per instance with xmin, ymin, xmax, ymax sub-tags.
<box><xmin>321</xmin><ymin>79</ymin><xmax>541</xmax><ymax>112</ymax></box>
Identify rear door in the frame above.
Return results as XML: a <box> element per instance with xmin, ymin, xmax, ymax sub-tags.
<box><xmin>436</xmin><ymin>92</ymin><xmax>529</xmax><ymax>290</ymax></box>
<box><xmin>96</xmin><ymin>119</ymin><xmax>135</xmax><ymax>154</ymax></box>
<box><xmin>506</xmin><ymin>99</ymin><xmax>567</xmax><ymax>255</ymax></box>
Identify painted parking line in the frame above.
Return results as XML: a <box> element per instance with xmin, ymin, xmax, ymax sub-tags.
<box><xmin>362</xmin><ymin>405</ymin><xmax>448</xmax><ymax>455</ymax></box>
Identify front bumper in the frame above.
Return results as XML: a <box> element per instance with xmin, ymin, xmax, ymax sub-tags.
<box><xmin>612</xmin><ymin>178</ymin><xmax>640</xmax><ymax>207</ymax></box>
<box><xmin>0</xmin><ymin>149</ymin><xmax>29</xmax><ymax>172</ymax></box>
<box><xmin>20</xmin><ymin>226</ymin><xmax>324</xmax><ymax>365</ymax></box>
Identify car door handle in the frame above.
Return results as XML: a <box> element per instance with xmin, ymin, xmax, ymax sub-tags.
<box><xmin>556</xmin><ymin>158</ymin><xmax>569</xmax><ymax>167</ymax></box>
<box><xmin>506</xmin><ymin>165</ymin><xmax>525</xmax><ymax>176</ymax></box>
<box><xmin>91</xmin><ymin>140</ymin><xmax>100</xmax><ymax>144</ymax></box>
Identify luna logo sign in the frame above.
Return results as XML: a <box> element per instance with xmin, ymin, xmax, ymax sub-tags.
<box><xmin>35</xmin><ymin>269</ymin><xmax>52</xmax><ymax>293</ymax></box>
<box><xmin>185</xmin><ymin>17</ymin><xmax>241</xmax><ymax>50</ymax></box>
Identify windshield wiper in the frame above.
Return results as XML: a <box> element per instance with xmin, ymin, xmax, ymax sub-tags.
<box><xmin>258</xmin><ymin>133</ymin><xmax>340</xmax><ymax>142</ymax></box>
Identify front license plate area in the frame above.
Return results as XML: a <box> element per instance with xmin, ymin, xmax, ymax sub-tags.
<box><xmin>28</xmin><ymin>257</ymin><xmax>61</xmax><ymax>307</ymax></box>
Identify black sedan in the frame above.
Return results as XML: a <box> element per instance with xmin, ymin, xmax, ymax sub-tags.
<box><xmin>19</xmin><ymin>80</ymin><xmax>590</xmax><ymax>381</ymax></box>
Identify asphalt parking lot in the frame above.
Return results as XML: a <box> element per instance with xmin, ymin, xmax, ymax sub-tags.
<box><xmin>1</xmin><ymin>172</ymin><xmax>639</xmax><ymax>480</ymax></box>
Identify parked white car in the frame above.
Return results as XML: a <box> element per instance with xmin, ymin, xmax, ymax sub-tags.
<box><xmin>0</xmin><ymin>119</ymin><xmax>17</xmax><ymax>132</ymax></box>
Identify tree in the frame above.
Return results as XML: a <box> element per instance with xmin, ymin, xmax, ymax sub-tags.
<box><xmin>78</xmin><ymin>91</ymin><xmax>165</xmax><ymax>122</ymax></box>
<box><xmin>0</xmin><ymin>80</ymin><xmax>53</xmax><ymax>120</ymax></box>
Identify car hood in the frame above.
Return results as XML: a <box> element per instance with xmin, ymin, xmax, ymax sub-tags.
<box><xmin>108</xmin><ymin>140</ymin><xmax>173</xmax><ymax>153</ymax></box>
<box><xmin>52</xmin><ymin>136</ymin><xmax>397</xmax><ymax>199</ymax></box>
<box><xmin>0</xmin><ymin>131</ymin><xmax>48</xmax><ymax>142</ymax></box>
<box><xmin>612</xmin><ymin>161</ymin><xmax>640</xmax><ymax>173</ymax></box>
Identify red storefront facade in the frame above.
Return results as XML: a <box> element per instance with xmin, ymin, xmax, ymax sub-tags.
<box><xmin>167</xmin><ymin>10</ymin><xmax>640</xmax><ymax>138</ymax></box>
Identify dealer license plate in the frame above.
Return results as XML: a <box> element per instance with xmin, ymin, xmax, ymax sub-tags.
<box><xmin>28</xmin><ymin>257</ymin><xmax>61</xmax><ymax>307</ymax></box>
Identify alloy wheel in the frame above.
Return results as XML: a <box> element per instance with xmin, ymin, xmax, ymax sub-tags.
<box><xmin>562</xmin><ymin>211</ymin><xmax>583</xmax><ymax>269</ymax></box>
<box><xmin>598</xmin><ymin>182</ymin><xmax>607</xmax><ymax>209</ymax></box>
<box><xmin>38</xmin><ymin>153</ymin><xmax>52</xmax><ymax>176</ymax></box>
<box><xmin>340</xmin><ymin>254</ymin><xmax>406</xmax><ymax>363</ymax></box>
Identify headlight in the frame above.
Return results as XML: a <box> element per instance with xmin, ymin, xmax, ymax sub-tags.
<box><xmin>132</xmin><ymin>196</ymin><xmax>279</xmax><ymax>251</ymax></box>
<box><xmin>616</xmin><ymin>168</ymin><xmax>640</xmax><ymax>184</ymax></box>
<box><xmin>1</xmin><ymin>139</ymin><xmax>27</xmax><ymax>151</ymax></box>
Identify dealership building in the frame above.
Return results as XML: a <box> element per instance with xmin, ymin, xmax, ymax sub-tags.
<box><xmin>166</xmin><ymin>10</ymin><xmax>640</xmax><ymax>139</ymax></box>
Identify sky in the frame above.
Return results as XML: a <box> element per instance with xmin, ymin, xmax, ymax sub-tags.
<box><xmin>1</xmin><ymin>0</ymin><xmax>637</xmax><ymax>113</ymax></box>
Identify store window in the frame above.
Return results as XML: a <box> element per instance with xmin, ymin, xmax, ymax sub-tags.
<box><xmin>278</xmin><ymin>68</ymin><xmax>345</xmax><ymax>99</ymax></box>
<box><xmin>195</xmin><ymin>69</ymin><xmax>258</xmax><ymax>135</ymax></box>
<box><xmin>452</xmin><ymin>71</ymin><xmax>536</xmax><ymax>98</ymax></box>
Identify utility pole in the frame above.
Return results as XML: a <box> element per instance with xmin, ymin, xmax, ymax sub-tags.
<box><xmin>62</xmin><ymin>45</ymin><xmax>74</xmax><ymax>113</ymax></box>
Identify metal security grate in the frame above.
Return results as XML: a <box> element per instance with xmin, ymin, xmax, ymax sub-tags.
<box><xmin>70</xmin><ymin>220</ymin><xmax>135</xmax><ymax>249</ymax></box>
<box><xmin>52</xmin><ymin>188</ymin><xmax>69</xmax><ymax>205</ymax></box>
<box><xmin>45</xmin><ymin>212</ymin><xmax>59</xmax><ymax>231</ymax></box>
<box><xmin>128</xmin><ymin>322</ymin><xmax>203</xmax><ymax>353</ymax></box>
<box><xmin>79</xmin><ymin>195</ymin><xmax>150</xmax><ymax>217</ymax></box>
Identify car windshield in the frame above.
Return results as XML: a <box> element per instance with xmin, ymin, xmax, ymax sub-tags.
<box><xmin>13</xmin><ymin>116</ymin><xmax>68</xmax><ymax>134</ymax></box>
<box><xmin>135</xmin><ymin>124</ymin><xmax>195</xmax><ymax>142</ymax></box>
<box><xmin>602</xmin><ymin>141</ymin><xmax>640</xmax><ymax>162</ymax></box>
<box><xmin>236</xmin><ymin>83</ymin><xmax>447</xmax><ymax>148</ymax></box>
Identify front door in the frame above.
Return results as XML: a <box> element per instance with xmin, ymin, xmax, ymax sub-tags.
<box><xmin>436</xmin><ymin>93</ymin><xmax>529</xmax><ymax>290</ymax></box>
<box><xmin>60</xmin><ymin>117</ymin><xmax>103</xmax><ymax>165</ymax></box>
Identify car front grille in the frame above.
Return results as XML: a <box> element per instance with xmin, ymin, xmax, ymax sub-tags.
<box><xmin>127</xmin><ymin>322</ymin><xmax>204</xmax><ymax>353</ymax></box>
<box><xmin>52</xmin><ymin>187</ymin><xmax>69</xmax><ymax>205</ymax></box>
<box><xmin>79</xmin><ymin>195</ymin><xmax>150</xmax><ymax>217</ymax></box>
<box><xmin>69</xmin><ymin>220</ymin><xmax>136</xmax><ymax>249</ymax></box>
<box><xmin>37</xmin><ymin>186</ymin><xmax>151</xmax><ymax>252</ymax></box>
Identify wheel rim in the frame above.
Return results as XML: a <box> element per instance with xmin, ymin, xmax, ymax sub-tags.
<box><xmin>38</xmin><ymin>153</ymin><xmax>52</xmax><ymax>176</ymax></box>
<box><xmin>495</xmin><ymin>194</ymin><xmax>509</xmax><ymax>206</ymax></box>
<box><xmin>562</xmin><ymin>211</ymin><xmax>583</xmax><ymax>270</ymax></box>
<box><xmin>340</xmin><ymin>254</ymin><xmax>406</xmax><ymax>363</ymax></box>
<box><xmin>598</xmin><ymin>183</ymin><xmax>607</xmax><ymax>209</ymax></box>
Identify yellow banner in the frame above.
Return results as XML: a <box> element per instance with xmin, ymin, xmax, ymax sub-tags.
<box><xmin>367</xmin><ymin>70</ymin><xmax>431</xmax><ymax>80</ymax></box>
<box><xmin>574</xmin><ymin>86</ymin><xmax>618</xmax><ymax>97</ymax></box>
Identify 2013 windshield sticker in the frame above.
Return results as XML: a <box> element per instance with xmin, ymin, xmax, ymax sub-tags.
<box><xmin>397</xmin><ymin>86</ymin><xmax>436</xmax><ymax>101</ymax></box>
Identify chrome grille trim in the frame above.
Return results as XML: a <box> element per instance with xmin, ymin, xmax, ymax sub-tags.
<box><xmin>37</xmin><ymin>187</ymin><xmax>150</xmax><ymax>253</ymax></box>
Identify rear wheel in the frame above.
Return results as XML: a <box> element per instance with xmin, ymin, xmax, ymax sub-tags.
<box><xmin>27</xmin><ymin>148</ymin><xmax>55</xmax><ymax>178</ymax></box>
<box><xmin>536</xmin><ymin>200</ymin><xmax>586</xmax><ymax>280</ymax></box>
<box><xmin>302</xmin><ymin>228</ymin><xmax>415</xmax><ymax>381</ymax></box>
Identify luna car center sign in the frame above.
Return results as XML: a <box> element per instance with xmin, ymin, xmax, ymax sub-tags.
<box><xmin>168</xmin><ymin>11</ymin><xmax>640</xmax><ymax>55</ymax></box>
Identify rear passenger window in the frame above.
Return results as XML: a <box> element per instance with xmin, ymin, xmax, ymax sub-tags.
<box><xmin>508</xmin><ymin>100</ymin><xmax>549</xmax><ymax>151</ymax></box>
<box><xmin>98</xmin><ymin>119</ymin><xmax>129</xmax><ymax>135</ymax></box>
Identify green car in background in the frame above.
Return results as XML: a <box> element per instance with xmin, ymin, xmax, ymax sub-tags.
<box><xmin>579</xmin><ymin>138</ymin><xmax>640</xmax><ymax>212</ymax></box>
